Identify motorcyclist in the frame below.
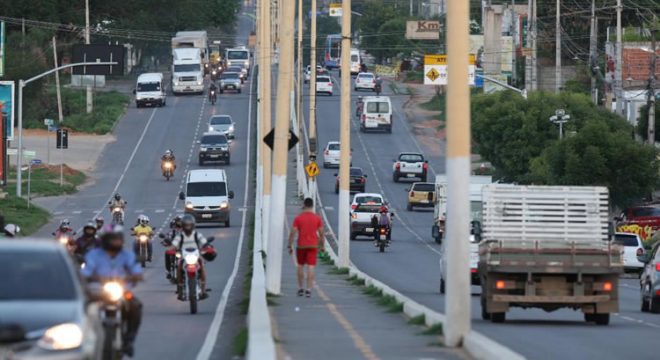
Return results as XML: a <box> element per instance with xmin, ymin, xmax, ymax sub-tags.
<box><xmin>82</xmin><ymin>226</ymin><xmax>143</xmax><ymax>357</ymax></box>
<box><xmin>360</xmin><ymin>63</ymin><xmax>367</xmax><ymax>73</ymax></box>
<box><xmin>375</xmin><ymin>75</ymin><xmax>383</xmax><ymax>95</ymax></box>
<box><xmin>3</xmin><ymin>224</ymin><xmax>20</xmax><ymax>238</ymax></box>
<box><xmin>52</xmin><ymin>219</ymin><xmax>75</xmax><ymax>238</ymax></box>
<box><xmin>163</xmin><ymin>215</ymin><xmax>183</xmax><ymax>280</ymax></box>
<box><xmin>73</xmin><ymin>222</ymin><xmax>100</xmax><ymax>262</ymax></box>
<box><xmin>209</xmin><ymin>82</ymin><xmax>218</xmax><ymax>103</ymax></box>
<box><xmin>94</xmin><ymin>215</ymin><xmax>105</xmax><ymax>232</ymax></box>
<box><xmin>171</xmin><ymin>215</ymin><xmax>210</xmax><ymax>300</ymax></box>
<box><xmin>372</xmin><ymin>206</ymin><xmax>391</xmax><ymax>245</ymax></box>
<box><xmin>355</xmin><ymin>96</ymin><xmax>364</xmax><ymax>117</ymax></box>
<box><xmin>131</xmin><ymin>215</ymin><xmax>154</xmax><ymax>262</ymax></box>
<box><xmin>161</xmin><ymin>149</ymin><xmax>176</xmax><ymax>174</ymax></box>
<box><xmin>109</xmin><ymin>193</ymin><xmax>127</xmax><ymax>225</ymax></box>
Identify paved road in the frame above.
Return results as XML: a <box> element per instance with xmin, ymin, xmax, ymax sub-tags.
<box><xmin>33</xmin><ymin>11</ymin><xmax>257</xmax><ymax>360</ymax></box>
<box><xmin>308</xmin><ymin>74</ymin><xmax>660</xmax><ymax>359</ymax></box>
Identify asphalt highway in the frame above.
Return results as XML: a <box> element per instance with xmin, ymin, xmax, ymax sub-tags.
<box><xmin>308</xmin><ymin>73</ymin><xmax>660</xmax><ymax>359</ymax></box>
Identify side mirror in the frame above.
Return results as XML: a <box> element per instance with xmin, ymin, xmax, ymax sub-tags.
<box><xmin>228</xmin><ymin>191</ymin><xmax>235</xmax><ymax>199</ymax></box>
<box><xmin>207</xmin><ymin>236</ymin><xmax>216</xmax><ymax>243</ymax></box>
<box><xmin>390</xmin><ymin>212</ymin><xmax>395</xmax><ymax>217</ymax></box>
<box><xmin>364</xmin><ymin>174</ymin><xmax>368</xmax><ymax>177</ymax></box>
<box><xmin>132</xmin><ymin>89</ymin><xmax>136</xmax><ymax>95</ymax></box>
<box><xmin>405</xmin><ymin>188</ymin><xmax>410</xmax><ymax>192</ymax></box>
<box><xmin>334</xmin><ymin>173</ymin><xmax>338</xmax><ymax>177</ymax></box>
<box><xmin>432</xmin><ymin>224</ymin><xmax>440</xmax><ymax>239</ymax></box>
<box><xmin>178</xmin><ymin>192</ymin><xmax>185</xmax><ymax>200</ymax></box>
<box><xmin>196</xmin><ymin>140</ymin><xmax>201</xmax><ymax>144</ymax></box>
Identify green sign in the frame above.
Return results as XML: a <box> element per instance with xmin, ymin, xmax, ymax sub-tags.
<box><xmin>0</xmin><ymin>22</ymin><xmax>4</xmax><ymax>77</ymax></box>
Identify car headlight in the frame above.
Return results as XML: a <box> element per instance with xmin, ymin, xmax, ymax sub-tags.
<box><xmin>37</xmin><ymin>323</ymin><xmax>83</xmax><ymax>350</ymax></box>
<box><xmin>173</xmin><ymin>79</ymin><xmax>179</xmax><ymax>86</ymax></box>
<box><xmin>220</xmin><ymin>201</ymin><xmax>229</xmax><ymax>209</ymax></box>
<box><xmin>184</xmin><ymin>253</ymin><xmax>199</xmax><ymax>265</ymax></box>
<box><xmin>208</xmin><ymin>126</ymin><xmax>214</xmax><ymax>132</ymax></box>
<box><xmin>212</xmin><ymin>70</ymin><xmax>217</xmax><ymax>75</ymax></box>
<box><xmin>205</xmin><ymin>64</ymin><xmax>209</xmax><ymax>68</ymax></box>
<box><xmin>200</xmin><ymin>147</ymin><xmax>208</xmax><ymax>152</ymax></box>
<box><xmin>185</xmin><ymin>202</ymin><xmax>194</xmax><ymax>210</ymax></box>
<box><xmin>244</xmin><ymin>61</ymin><xmax>249</xmax><ymax>66</ymax></box>
<box><xmin>228</xmin><ymin>125</ymin><xmax>234</xmax><ymax>132</ymax></box>
<box><xmin>351</xmin><ymin>213</ymin><xmax>357</xmax><ymax>219</ymax></box>
<box><xmin>103</xmin><ymin>282</ymin><xmax>124</xmax><ymax>302</ymax></box>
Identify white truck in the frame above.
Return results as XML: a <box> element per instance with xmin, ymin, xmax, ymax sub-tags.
<box><xmin>171</xmin><ymin>48</ymin><xmax>204</xmax><ymax>95</ymax></box>
<box><xmin>392</xmin><ymin>152</ymin><xmax>428</xmax><ymax>182</ymax></box>
<box><xmin>173</xmin><ymin>31</ymin><xmax>209</xmax><ymax>72</ymax></box>
<box><xmin>225</xmin><ymin>47</ymin><xmax>251</xmax><ymax>75</ymax></box>
<box><xmin>478</xmin><ymin>185</ymin><xmax>623</xmax><ymax>325</ymax></box>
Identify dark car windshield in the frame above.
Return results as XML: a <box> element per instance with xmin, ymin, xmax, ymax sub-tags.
<box><xmin>613</xmin><ymin>234</ymin><xmax>639</xmax><ymax>247</ymax></box>
<box><xmin>221</xmin><ymin>73</ymin><xmax>239</xmax><ymax>80</ymax></box>
<box><xmin>413</xmin><ymin>183</ymin><xmax>435</xmax><ymax>192</ymax></box>
<box><xmin>350</xmin><ymin>168</ymin><xmax>363</xmax><ymax>177</ymax></box>
<box><xmin>228</xmin><ymin>67</ymin><xmax>243</xmax><ymax>72</ymax></box>
<box><xmin>327</xmin><ymin>143</ymin><xmax>340</xmax><ymax>151</ymax></box>
<box><xmin>1</xmin><ymin>250</ymin><xmax>77</xmax><ymax>300</ymax></box>
<box><xmin>201</xmin><ymin>135</ymin><xmax>228</xmax><ymax>145</ymax></box>
<box><xmin>631</xmin><ymin>207</ymin><xmax>660</xmax><ymax>217</ymax></box>
<box><xmin>399</xmin><ymin>154</ymin><xmax>423</xmax><ymax>162</ymax></box>
<box><xmin>355</xmin><ymin>196</ymin><xmax>382</xmax><ymax>205</ymax></box>
<box><xmin>137</xmin><ymin>82</ymin><xmax>160</xmax><ymax>92</ymax></box>
<box><xmin>187</xmin><ymin>182</ymin><xmax>227</xmax><ymax>197</ymax></box>
<box><xmin>227</xmin><ymin>51</ymin><xmax>248</xmax><ymax>60</ymax></box>
<box><xmin>366</xmin><ymin>101</ymin><xmax>390</xmax><ymax>113</ymax></box>
<box><xmin>210</xmin><ymin>116</ymin><xmax>232</xmax><ymax>125</ymax></box>
<box><xmin>174</xmin><ymin>64</ymin><xmax>200</xmax><ymax>72</ymax></box>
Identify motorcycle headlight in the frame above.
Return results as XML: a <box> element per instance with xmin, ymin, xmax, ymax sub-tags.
<box><xmin>220</xmin><ymin>201</ymin><xmax>229</xmax><ymax>209</ymax></box>
<box><xmin>103</xmin><ymin>282</ymin><xmax>124</xmax><ymax>302</ymax></box>
<box><xmin>139</xmin><ymin>235</ymin><xmax>148</xmax><ymax>243</ymax></box>
<box><xmin>164</xmin><ymin>162</ymin><xmax>172</xmax><ymax>169</ymax></box>
<box><xmin>59</xmin><ymin>236</ymin><xmax>68</xmax><ymax>245</ymax></box>
<box><xmin>175</xmin><ymin>252</ymin><xmax>182</xmax><ymax>258</ymax></box>
<box><xmin>184</xmin><ymin>254</ymin><xmax>199</xmax><ymax>265</ymax></box>
<box><xmin>205</xmin><ymin>63</ymin><xmax>209</xmax><ymax>68</ymax></box>
<box><xmin>113</xmin><ymin>207</ymin><xmax>121</xmax><ymax>212</ymax></box>
<box><xmin>37</xmin><ymin>323</ymin><xmax>83</xmax><ymax>350</ymax></box>
<box><xmin>185</xmin><ymin>202</ymin><xmax>194</xmax><ymax>210</ymax></box>
<box><xmin>212</xmin><ymin>70</ymin><xmax>217</xmax><ymax>75</ymax></box>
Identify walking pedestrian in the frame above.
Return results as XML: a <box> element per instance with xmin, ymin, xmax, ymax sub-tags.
<box><xmin>288</xmin><ymin>197</ymin><xmax>324</xmax><ymax>298</ymax></box>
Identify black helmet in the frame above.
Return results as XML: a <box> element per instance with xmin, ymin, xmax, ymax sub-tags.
<box><xmin>83</xmin><ymin>221</ymin><xmax>97</xmax><ymax>235</ymax></box>
<box><xmin>173</xmin><ymin>215</ymin><xmax>183</xmax><ymax>226</ymax></box>
<box><xmin>201</xmin><ymin>246</ymin><xmax>217</xmax><ymax>262</ymax></box>
<box><xmin>101</xmin><ymin>225</ymin><xmax>124</xmax><ymax>251</ymax></box>
<box><xmin>181</xmin><ymin>214</ymin><xmax>195</xmax><ymax>234</ymax></box>
<box><xmin>114</xmin><ymin>193</ymin><xmax>121</xmax><ymax>200</ymax></box>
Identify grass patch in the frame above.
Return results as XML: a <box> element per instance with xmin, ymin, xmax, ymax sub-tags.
<box><xmin>363</xmin><ymin>284</ymin><xmax>383</xmax><ymax>298</ymax></box>
<box><xmin>233</xmin><ymin>327</ymin><xmax>248</xmax><ymax>356</ymax></box>
<box><xmin>420</xmin><ymin>93</ymin><xmax>446</xmax><ymax>113</ymax></box>
<box><xmin>319</xmin><ymin>250</ymin><xmax>334</xmax><ymax>265</ymax></box>
<box><xmin>408</xmin><ymin>314</ymin><xmax>426</xmax><ymax>325</ymax></box>
<box><xmin>0</xmin><ymin>193</ymin><xmax>50</xmax><ymax>235</ymax></box>
<box><xmin>404</xmin><ymin>70</ymin><xmax>424</xmax><ymax>83</ymax></box>
<box><xmin>328</xmin><ymin>266</ymin><xmax>349</xmax><ymax>275</ymax></box>
<box><xmin>346</xmin><ymin>275</ymin><xmax>366</xmax><ymax>286</ymax></box>
<box><xmin>378</xmin><ymin>294</ymin><xmax>403</xmax><ymax>313</ymax></box>
<box><xmin>6</xmin><ymin>165</ymin><xmax>87</xmax><ymax>198</ymax></box>
<box><xmin>421</xmin><ymin>323</ymin><xmax>443</xmax><ymax>336</ymax></box>
<box><xmin>266</xmin><ymin>292</ymin><xmax>280</xmax><ymax>306</ymax></box>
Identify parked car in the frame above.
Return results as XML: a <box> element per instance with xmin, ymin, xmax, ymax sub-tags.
<box><xmin>639</xmin><ymin>242</ymin><xmax>660</xmax><ymax>313</ymax></box>
<box><xmin>406</xmin><ymin>182</ymin><xmax>435</xmax><ymax>210</ymax></box>
<box><xmin>0</xmin><ymin>240</ymin><xmax>103</xmax><ymax>359</ymax></box>
<box><xmin>316</xmin><ymin>75</ymin><xmax>334</xmax><ymax>96</ymax></box>
<box><xmin>335</xmin><ymin>167</ymin><xmax>367</xmax><ymax>194</ymax></box>
<box><xmin>613</xmin><ymin>232</ymin><xmax>646</xmax><ymax>273</ymax></box>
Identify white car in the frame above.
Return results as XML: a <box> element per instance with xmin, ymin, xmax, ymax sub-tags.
<box><xmin>440</xmin><ymin>222</ymin><xmax>482</xmax><ymax>293</ymax></box>
<box><xmin>304</xmin><ymin>65</ymin><xmax>323</xmax><ymax>83</ymax></box>
<box><xmin>322</xmin><ymin>141</ymin><xmax>352</xmax><ymax>168</ymax></box>
<box><xmin>613</xmin><ymin>232</ymin><xmax>646</xmax><ymax>273</ymax></box>
<box><xmin>392</xmin><ymin>152</ymin><xmax>428</xmax><ymax>182</ymax></box>
<box><xmin>354</xmin><ymin>72</ymin><xmax>376</xmax><ymax>91</ymax></box>
<box><xmin>350</xmin><ymin>193</ymin><xmax>386</xmax><ymax>240</ymax></box>
<box><xmin>316</xmin><ymin>75</ymin><xmax>333</xmax><ymax>95</ymax></box>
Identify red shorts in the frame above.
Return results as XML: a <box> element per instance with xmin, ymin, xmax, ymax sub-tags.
<box><xmin>296</xmin><ymin>248</ymin><xmax>318</xmax><ymax>266</ymax></box>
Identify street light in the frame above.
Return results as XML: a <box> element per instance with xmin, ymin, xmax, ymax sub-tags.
<box><xmin>549</xmin><ymin>109</ymin><xmax>571</xmax><ymax>139</ymax></box>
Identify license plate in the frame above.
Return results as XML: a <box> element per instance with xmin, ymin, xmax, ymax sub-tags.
<box><xmin>421</xmin><ymin>199</ymin><xmax>429</xmax><ymax>203</ymax></box>
<box><xmin>210</xmin><ymin>154</ymin><xmax>219</xmax><ymax>158</ymax></box>
<box><xmin>202</xmin><ymin>214</ymin><xmax>212</xmax><ymax>219</ymax></box>
<box><xmin>366</xmin><ymin>120</ymin><xmax>378</xmax><ymax>128</ymax></box>
<box><xmin>379</xmin><ymin>235</ymin><xmax>387</xmax><ymax>240</ymax></box>
<box><xmin>229</xmin><ymin>85</ymin><xmax>235</xmax><ymax>89</ymax></box>
<box><xmin>365</xmin><ymin>227</ymin><xmax>373</xmax><ymax>232</ymax></box>
<box><xmin>406</xmin><ymin>173</ymin><xmax>415</xmax><ymax>177</ymax></box>
<box><xmin>186</xmin><ymin>86</ymin><xmax>191</xmax><ymax>90</ymax></box>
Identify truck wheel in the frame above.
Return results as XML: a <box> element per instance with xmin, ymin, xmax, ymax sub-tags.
<box><xmin>350</xmin><ymin>232</ymin><xmax>356</xmax><ymax>240</ymax></box>
<box><xmin>480</xmin><ymin>294</ymin><xmax>490</xmax><ymax>320</ymax></box>
<box><xmin>440</xmin><ymin>278</ymin><xmax>445</xmax><ymax>294</ymax></box>
<box><xmin>407</xmin><ymin>203</ymin><xmax>413</xmax><ymax>211</ymax></box>
<box><xmin>490</xmin><ymin>312</ymin><xmax>506</xmax><ymax>323</ymax></box>
<box><xmin>593</xmin><ymin>313</ymin><xmax>610</xmax><ymax>325</ymax></box>
<box><xmin>584</xmin><ymin>313</ymin><xmax>595</xmax><ymax>322</ymax></box>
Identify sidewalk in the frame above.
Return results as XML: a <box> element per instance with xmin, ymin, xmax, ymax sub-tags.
<box><xmin>268</xmin><ymin>162</ymin><xmax>467</xmax><ymax>360</ymax></box>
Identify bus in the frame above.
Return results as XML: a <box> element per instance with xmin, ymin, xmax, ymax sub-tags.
<box><xmin>324</xmin><ymin>34</ymin><xmax>342</xmax><ymax>69</ymax></box>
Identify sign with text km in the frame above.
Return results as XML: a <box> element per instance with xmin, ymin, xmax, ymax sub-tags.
<box><xmin>424</xmin><ymin>54</ymin><xmax>476</xmax><ymax>86</ymax></box>
<box><xmin>406</xmin><ymin>21</ymin><xmax>440</xmax><ymax>40</ymax></box>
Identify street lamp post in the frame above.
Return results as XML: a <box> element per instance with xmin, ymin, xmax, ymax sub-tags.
<box><xmin>549</xmin><ymin>109</ymin><xmax>571</xmax><ymax>140</ymax></box>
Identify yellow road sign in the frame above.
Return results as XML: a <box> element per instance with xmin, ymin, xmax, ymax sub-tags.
<box><xmin>305</xmin><ymin>161</ymin><xmax>320</xmax><ymax>177</ymax></box>
<box><xmin>426</xmin><ymin>67</ymin><xmax>440</xmax><ymax>82</ymax></box>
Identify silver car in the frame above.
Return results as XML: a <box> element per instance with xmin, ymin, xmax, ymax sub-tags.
<box><xmin>219</xmin><ymin>72</ymin><xmax>242</xmax><ymax>93</ymax></box>
<box><xmin>208</xmin><ymin>115</ymin><xmax>235</xmax><ymax>139</ymax></box>
<box><xmin>640</xmin><ymin>242</ymin><xmax>660</xmax><ymax>313</ymax></box>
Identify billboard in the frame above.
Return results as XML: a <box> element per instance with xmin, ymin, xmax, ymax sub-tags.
<box><xmin>0</xmin><ymin>81</ymin><xmax>15</xmax><ymax>140</ymax></box>
<box><xmin>0</xmin><ymin>21</ymin><xmax>4</xmax><ymax>77</ymax></box>
<box><xmin>0</xmin><ymin>104</ymin><xmax>4</xmax><ymax>186</ymax></box>
<box><xmin>406</xmin><ymin>21</ymin><xmax>440</xmax><ymax>40</ymax></box>
<box><xmin>72</xmin><ymin>44</ymin><xmax>125</xmax><ymax>76</ymax></box>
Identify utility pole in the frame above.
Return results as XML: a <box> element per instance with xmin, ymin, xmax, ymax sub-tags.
<box><xmin>445</xmin><ymin>0</ymin><xmax>471</xmax><ymax>347</ymax></box>
<box><xmin>309</xmin><ymin>0</ymin><xmax>318</xmax><ymax>209</ymax></box>
<box><xmin>589</xmin><ymin>0</ymin><xmax>598</xmax><ymax>104</ymax></box>
<box><xmin>260</xmin><ymin>0</ymin><xmax>272</xmax><ymax>251</ymax></box>
<box><xmin>647</xmin><ymin>16</ymin><xmax>657</xmax><ymax>145</ymax></box>
<box><xmin>511</xmin><ymin>0</ymin><xmax>517</xmax><ymax>87</ymax></box>
<box><xmin>615</xmin><ymin>0</ymin><xmax>623</xmax><ymax>116</ymax></box>
<box><xmin>85</xmin><ymin>0</ymin><xmax>93</xmax><ymax>114</ymax></box>
<box><xmin>266</xmin><ymin>0</ymin><xmax>295</xmax><ymax>295</ymax></box>
<box><xmin>338</xmin><ymin>0</ymin><xmax>352</xmax><ymax>268</ymax></box>
<box><xmin>525</xmin><ymin>0</ymin><xmax>537</xmax><ymax>91</ymax></box>
<box><xmin>52</xmin><ymin>37</ymin><xmax>63</xmax><ymax>123</ymax></box>
<box><xmin>555</xmin><ymin>0</ymin><xmax>561</xmax><ymax>93</ymax></box>
<box><xmin>296</xmin><ymin>0</ymin><xmax>304</xmax><ymax>197</ymax></box>
<box><xmin>532</xmin><ymin>0</ymin><xmax>537</xmax><ymax>90</ymax></box>
<box><xmin>410</xmin><ymin>0</ymin><xmax>414</xmax><ymax>16</ymax></box>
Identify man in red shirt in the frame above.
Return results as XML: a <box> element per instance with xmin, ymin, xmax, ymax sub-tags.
<box><xmin>288</xmin><ymin>198</ymin><xmax>325</xmax><ymax>297</ymax></box>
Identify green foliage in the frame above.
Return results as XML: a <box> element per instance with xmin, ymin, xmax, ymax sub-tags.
<box><xmin>637</xmin><ymin>102</ymin><xmax>660</xmax><ymax>142</ymax></box>
<box><xmin>408</xmin><ymin>314</ymin><xmax>426</xmax><ymax>325</ymax></box>
<box><xmin>0</xmin><ymin>194</ymin><xmax>50</xmax><ymax>236</ymax></box>
<box><xmin>473</xmin><ymin>91</ymin><xmax>659</xmax><ymax>208</ymax></box>
<box><xmin>232</xmin><ymin>328</ymin><xmax>248</xmax><ymax>357</ymax></box>
<box><xmin>6</xmin><ymin>166</ymin><xmax>86</xmax><ymax>197</ymax></box>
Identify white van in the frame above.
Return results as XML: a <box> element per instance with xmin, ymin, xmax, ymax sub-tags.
<box><xmin>359</xmin><ymin>96</ymin><xmax>392</xmax><ymax>133</ymax></box>
<box><xmin>179</xmin><ymin>169</ymin><xmax>234</xmax><ymax>227</ymax></box>
<box><xmin>134</xmin><ymin>73</ymin><xmax>166</xmax><ymax>108</ymax></box>
<box><xmin>350</xmin><ymin>49</ymin><xmax>361</xmax><ymax>75</ymax></box>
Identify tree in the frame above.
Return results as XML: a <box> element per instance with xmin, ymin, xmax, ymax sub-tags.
<box><xmin>636</xmin><ymin>102</ymin><xmax>660</xmax><ymax>142</ymax></box>
<box><xmin>473</xmin><ymin>91</ymin><xmax>658</xmax><ymax>208</ymax></box>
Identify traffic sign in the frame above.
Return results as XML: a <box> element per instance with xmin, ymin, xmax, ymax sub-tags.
<box><xmin>305</xmin><ymin>161</ymin><xmax>320</xmax><ymax>178</ymax></box>
<box><xmin>31</xmin><ymin>159</ymin><xmax>42</xmax><ymax>165</ymax></box>
<box><xmin>56</xmin><ymin>128</ymin><xmax>68</xmax><ymax>149</ymax></box>
<box><xmin>329</xmin><ymin>3</ymin><xmax>342</xmax><ymax>17</ymax></box>
<box><xmin>423</xmin><ymin>54</ymin><xmax>476</xmax><ymax>86</ymax></box>
<box><xmin>263</xmin><ymin>129</ymin><xmax>299</xmax><ymax>151</ymax></box>
<box><xmin>6</xmin><ymin>149</ymin><xmax>35</xmax><ymax>157</ymax></box>
<box><xmin>44</xmin><ymin>118</ymin><xmax>54</xmax><ymax>126</ymax></box>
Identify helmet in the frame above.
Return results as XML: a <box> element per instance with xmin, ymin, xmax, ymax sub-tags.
<box><xmin>380</xmin><ymin>206</ymin><xmax>388</xmax><ymax>213</ymax></box>
<box><xmin>83</xmin><ymin>221</ymin><xmax>96</xmax><ymax>234</ymax></box>
<box><xmin>94</xmin><ymin>215</ymin><xmax>104</xmax><ymax>224</ymax></box>
<box><xmin>164</xmin><ymin>149</ymin><xmax>172</xmax><ymax>156</ymax></box>
<box><xmin>173</xmin><ymin>215</ymin><xmax>183</xmax><ymax>226</ymax></box>
<box><xmin>181</xmin><ymin>214</ymin><xmax>195</xmax><ymax>235</ymax></box>
<box><xmin>60</xmin><ymin>219</ymin><xmax>71</xmax><ymax>228</ymax></box>
<box><xmin>138</xmin><ymin>214</ymin><xmax>150</xmax><ymax>226</ymax></box>
<box><xmin>114</xmin><ymin>193</ymin><xmax>121</xmax><ymax>201</ymax></box>
<box><xmin>4</xmin><ymin>224</ymin><xmax>20</xmax><ymax>237</ymax></box>
<box><xmin>201</xmin><ymin>246</ymin><xmax>217</xmax><ymax>262</ymax></box>
<box><xmin>100</xmin><ymin>225</ymin><xmax>124</xmax><ymax>251</ymax></box>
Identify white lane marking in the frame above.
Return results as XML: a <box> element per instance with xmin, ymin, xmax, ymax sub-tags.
<box><xmin>324</xmin><ymin>206</ymin><xmax>335</xmax><ymax>211</ymax></box>
<box><xmin>72</xmin><ymin>210</ymin><xmax>82</xmax><ymax>214</ymax></box>
<box><xmin>155</xmin><ymin>209</ymin><xmax>165</xmax><ymax>213</ymax></box>
<box><xmin>134</xmin><ymin>209</ymin><xmax>144</xmax><ymax>213</ymax></box>
<box><xmin>195</xmin><ymin>75</ymin><xmax>253</xmax><ymax>360</ymax></box>
<box><xmin>614</xmin><ymin>313</ymin><xmax>660</xmax><ymax>328</ymax></box>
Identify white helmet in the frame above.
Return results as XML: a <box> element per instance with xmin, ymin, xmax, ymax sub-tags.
<box><xmin>138</xmin><ymin>215</ymin><xmax>150</xmax><ymax>225</ymax></box>
<box><xmin>4</xmin><ymin>224</ymin><xmax>20</xmax><ymax>237</ymax></box>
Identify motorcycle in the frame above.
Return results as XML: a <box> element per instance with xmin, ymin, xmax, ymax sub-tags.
<box><xmin>53</xmin><ymin>230</ymin><xmax>76</xmax><ymax>253</ymax></box>
<box><xmin>374</xmin><ymin>82</ymin><xmax>382</xmax><ymax>96</ymax></box>
<box><xmin>89</xmin><ymin>280</ymin><xmax>130</xmax><ymax>360</ymax></box>
<box><xmin>209</xmin><ymin>89</ymin><xmax>217</xmax><ymax>105</ymax></box>
<box><xmin>211</xmin><ymin>69</ymin><xmax>218</xmax><ymax>81</ymax></box>
<box><xmin>355</xmin><ymin>100</ymin><xmax>364</xmax><ymax>118</ymax></box>
<box><xmin>178</xmin><ymin>237</ymin><xmax>215</xmax><ymax>314</ymax></box>
<box><xmin>162</xmin><ymin>160</ymin><xmax>175</xmax><ymax>181</ymax></box>
<box><xmin>375</xmin><ymin>226</ymin><xmax>390</xmax><ymax>253</ymax></box>
<box><xmin>159</xmin><ymin>233</ymin><xmax>179</xmax><ymax>284</ymax></box>
<box><xmin>134</xmin><ymin>233</ymin><xmax>151</xmax><ymax>268</ymax></box>
<box><xmin>110</xmin><ymin>205</ymin><xmax>125</xmax><ymax>225</ymax></box>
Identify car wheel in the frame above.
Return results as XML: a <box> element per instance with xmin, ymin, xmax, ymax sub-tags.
<box><xmin>593</xmin><ymin>313</ymin><xmax>610</xmax><ymax>325</ymax></box>
<box><xmin>323</xmin><ymin>162</ymin><xmax>328</xmax><ymax>169</ymax></box>
<box><xmin>392</xmin><ymin>173</ymin><xmax>399</xmax><ymax>183</ymax></box>
<box><xmin>199</xmin><ymin>159</ymin><xmax>204</xmax><ymax>166</ymax></box>
<box><xmin>651</xmin><ymin>295</ymin><xmax>660</xmax><ymax>313</ymax></box>
<box><xmin>238</xmin><ymin>89</ymin><xmax>242</xmax><ymax>93</ymax></box>
<box><xmin>584</xmin><ymin>313</ymin><xmax>595</xmax><ymax>322</ymax></box>
<box><xmin>225</xmin><ymin>218</ymin><xmax>230</xmax><ymax>227</ymax></box>
<box><xmin>226</xmin><ymin>157</ymin><xmax>231</xmax><ymax>165</ymax></box>
<box><xmin>440</xmin><ymin>278</ymin><xmax>445</xmax><ymax>294</ymax></box>
<box><xmin>350</xmin><ymin>232</ymin><xmax>356</xmax><ymax>240</ymax></box>
<box><xmin>642</xmin><ymin>283</ymin><xmax>651</xmax><ymax>312</ymax></box>
<box><xmin>407</xmin><ymin>203</ymin><xmax>413</xmax><ymax>211</ymax></box>
<box><xmin>387</xmin><ymin>125</ymin><xmax>392</xmax><ymax>134</ymax></box>
<box><xmin>421</xmin><ymin>175</ymin><xmax>427</xmax><ymax>182</ymax></box>
<box><xmin>220</xmin><ymin>89</ymin><xmax>224</xmax><ymax>94</ymax></box>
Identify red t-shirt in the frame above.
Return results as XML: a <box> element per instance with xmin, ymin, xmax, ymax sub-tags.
<box><xmin>292</xmin><ymin>211</ymin><xmax>323</xmax><ymax>248</ymax></box>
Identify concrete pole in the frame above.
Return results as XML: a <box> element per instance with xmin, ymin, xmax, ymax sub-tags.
<box><xmin>511</xmin><ymin>0</ymin><xmax>517</xmax><ymax>87</ymax></box>
<box><xmin>615</xmin><ymin>0</ymin><xmax>623</xmax><ymax>116</ymax></box>
<box><xmin>337</xmin><ymin>0</ymin><xmax>352</xmax><ymax>268</ymax></box>
<box><xmin>266</xmin><ymin>0</ymin><xmax>295</xmax><ymax>295</ymax></box>
<box><xmin>52</xmin><ymin>37</ymin><xmax>64</xmax><ymax>123</ymax></box>
<box><xmin>16</xmin><ymin>81</ymin><xmax>24</xmax><ymax>197</ymax></box>
<box><xmin>261</xmin><ymin>0</ymin><xmax>273</xmax><ymax>252</ymax></box>
<box><xmin>648</xmin><ymin>17</ymin><xmax>657</xmax><ymax>145</ymax></box>
<box><xmin>555</xmin><ymin>0</ymin><xmax>561</xmax><ymax>93</ymax></box>
<box><xmin>531</xmin><ymin>0</ymin><xmax>537</xmax><ymax>90</ymax></box>
<box><xmin>589</xmin><ymin>0</ymin><xmax>598</xmax><ymax>104</ymax></box>
<box><xmin>525</xmin><ymin>0</ymin><xmax>532</xmax><ymax>90</ymax></box>
<box><xmin>410</xmin><ymin>0</ymin><xmax>414</xmax><ymax>16</ymax></box>
<box><xmin>85</xmin><ymin>0</ymin><xmax>93</xmax><ymax>114</ymax></box>
<box><xmin>309</xmin><ymin>0</ymin><xmax>318</xmax><ymax>209</ymax></box>
<box><xmin>444</xmin><ymin>0</ymin><xmax>471</xmax><ymax>348</ymax></box>
<box><xmin>296</xmin><ymin>0</ymin><xmax>304</xmax><ymax>197</ymax></box>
